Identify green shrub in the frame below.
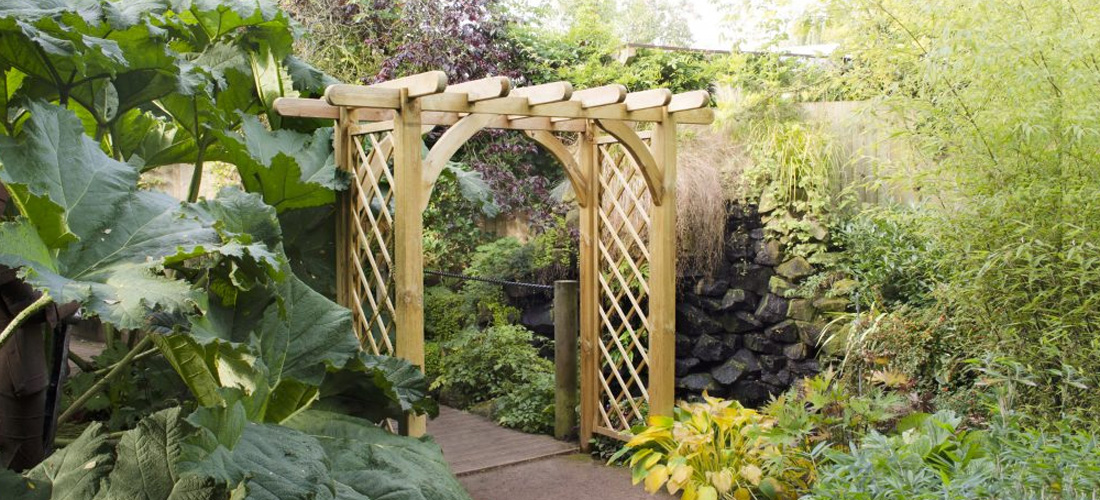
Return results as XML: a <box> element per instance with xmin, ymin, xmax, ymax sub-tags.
<box><xmin>833</xmin><ymin>208</ymin><xmax>944</xmax><ymax>307</ymax></box>
<box><xmin>529</xmin><ymin>215</ymin><xmax>578</xmax><ymax>282</ymax></box>
<box><xmin>494</xmin><ymin>371</ymin><xmax>556</xmax><ymax>435</ymax></box>
<box><xmin>763</xmin><ymin>370</ymin><xmax>912</xmax><ymax>449</ymax></box>
<box><xmin>424</xmin><ymin>340</ymin><xmax>444</xmax><ymax>384</ymax></box>
<box><xmin>424</xmin><ymin>285</ymin><xmax>473</xmax><ymax>340</ymax></box>
<box><xmin>807</xmin><ymin>411</ymin><xmax>988</xmax><ymax>500</ymax></box>
<box><xmin>432</xmin><ymin>324</ymin><xmax>553</xmax><ymax>408</ymax></box>
<box><xmin>823</xmin><ymin>304</ymin><xmax>959</xmax><ymax>397</ymax></box>
<box><xmin>833</xmin><ymin>0</ymin><xmax>1100</xmax><ymax>421</ymax></box>
<box><xmin>460</xmin><ymin>237</ymin><xmax>529</xmax><ymax>325</ymax></box>
<box><xmin>808</xmin><ymin>410</ymin><xmax>1100</xmax><ymax>500</ymax></box>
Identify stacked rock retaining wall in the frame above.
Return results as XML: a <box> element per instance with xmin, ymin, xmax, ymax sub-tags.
<box><xmin>674</xmin><ymin>203</ymin><xmax>831</xmax><ymax>406</ymax></box>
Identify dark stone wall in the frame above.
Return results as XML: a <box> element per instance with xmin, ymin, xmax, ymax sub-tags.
<box><xmin>513</xmin><ymin>203</ymin><xmax>828</xmax><ymax>408</ymax></box>
<box><xmin>675</xmin><ymin>203</ymin><xmax>823</xmax><ymax>406</ymax></box>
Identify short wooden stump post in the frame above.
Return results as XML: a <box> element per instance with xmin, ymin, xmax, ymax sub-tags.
<box><xmin>554</xmin><ymin>280</ymin><xmax>580</xmax><ymax>440</ymax></box>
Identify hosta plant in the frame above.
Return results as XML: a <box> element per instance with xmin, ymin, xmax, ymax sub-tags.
<box><xmin>614</xmin><ymin>394</ymin><xmax>819</xmax><ymax>500</ymax></box>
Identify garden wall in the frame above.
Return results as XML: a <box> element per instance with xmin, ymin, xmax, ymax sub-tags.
<box><xmin>513</xmin><ymin>202</ymin><xmax>835</xmax><ymax>407</ymax></box>
<box><xmin>674</xmin><ymin>202</ymin><xmax>837</xmax><ymax>406</ymax></box>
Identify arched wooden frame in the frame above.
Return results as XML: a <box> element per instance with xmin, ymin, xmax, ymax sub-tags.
<box><xmin>275</xmin><ymin>73</ymin><xmax>712</xmax><ymax>445</ymax></box>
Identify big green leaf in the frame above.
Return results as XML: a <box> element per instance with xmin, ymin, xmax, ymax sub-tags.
<box><xmin>105</xmin><ymin>407</ymin><xmax>227</xmax><ymax>500</ymax></box>
<box><xmin>112</xmin><ymin>108</ymin><xmax>201</xmax><ymax>170</ymax></box>
<box><xmin>0</xmin><ymin>100</ymin><xmax>136</xmax><ymax>247</ymax></box>
<box><xmin>0</xmin><ymin>103</ymin><xmax>282</xmax><ymax>329</ymax></box>
<box><xmin>314</xmin><ymin>353</ymin><xmax>439</xmax><ymax>423</ymax></box>
<box><xmin>171</xmin><ymin>274</ymin><xmax>360</xmax><ymax>422</ymax></box>
<box><xmin>279</xmin><ymin>206</ymin><xmax>337</xmax><ymax>299</ymax></box>
<box><xmin>286</xmin><ymin>411</ymin><xmax>471</xmax><ymax>500</ymax></box>
<box><xmin>0</xmin><ymin>468</ymin><xmax>48</xmax><ymax>500</ymax></box>
<box><xmin>221</xmin><ymin>115</ymin><xmax>342</xmax><ymax>213</ymax></box>
<box><xmin>183</xmin><ymin>404</ymin><xmax>337</xmax><ymax>500</ymax></box>
<box><xmin>24</xmin><ymin>422</ymin><xmax>114</xmax><ymax>500</ymax></box>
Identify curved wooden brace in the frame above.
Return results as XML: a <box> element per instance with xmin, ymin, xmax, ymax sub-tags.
<box><xmin>420</xmin><ymin>113</ymin><xmax>498</xmax><ymax>212</ymax></box>
<box><xmin>594</xmin><ymin>119</ymin><xmax>665</xmax><ymax>205</ymax></box>
<box><xmin>417</xmin><ymin>115</ymin><xmax>593</xmax><ymax>211</ymax></box>
<box><xmin>524</xmin><ymin>130</ymin><xmax>589</xmax><ymax>208</ymax></box>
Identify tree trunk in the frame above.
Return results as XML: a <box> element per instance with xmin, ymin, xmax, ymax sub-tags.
<box><xmin>0</xmin><ymin>181</ymin><xmax>78</xmax><ymax>471</ymax></box>
<box><xmin>0</xmin><ymin>267</ymin><xmax>51</xmax><ymax>471</ymax></box>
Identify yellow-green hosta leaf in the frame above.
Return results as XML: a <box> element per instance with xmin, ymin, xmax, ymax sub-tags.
<box><xmin>644</xmin><ymin>465</ymin><xmax>669</xmax><ymax>494</ymax></box>
<box><xmin>697</xmin><ymin>485</ymin><xmax>718</xmax><ymax>500</ymax></box>
<box><xmin>758</xmin><ymin>477</ymin><xmax>783</xmax><ymax>500</ymax></box>
<box><xmin>740</xmin><ymin>464</ymin><xmax>763</xmax><ymax>486</ymax></box>
<box><xmin>666</xmin><ymin>463</ymin><xmax>692</xmax><ymax>495</ymax></box>
<box><xmin>711</xmin><ymin>469</ymin><xmax>734</xmax><ymax>494</ymax></box>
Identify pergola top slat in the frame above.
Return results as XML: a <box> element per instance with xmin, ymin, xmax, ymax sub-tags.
<box><xmin>668</xmin><ymin>90</ymin><xmax>710</xmax><ymax>112</ymax></box>
<box><xmin>571</xmin><ymin>84</ymin><xmax>627</xmax><ymax>108</ymax></box>
<box><xmin>510</xmin><ymin>81</ymin><xmax>573</xmax><ymax>105</ymax></box>
<box><xmin>276</xmin><ymin>95</ymin><xmax>713</xmax><ymax>127</ymax></box>
<box><xmin>367</xmin><ymin>70</ymin><xmax>449</xmax><ymax>97</ymax></box>
<box><xmin>445</xmin><ymin>76</ymin><xmax>511</xmax><ymax>102</ymax></box>
<box><xmin>623</xmin><ymin>89</ymin><xmax>672</xmax><ymax>111</ymax></box>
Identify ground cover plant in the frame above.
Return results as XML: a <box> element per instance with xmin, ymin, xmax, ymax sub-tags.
<box><xmin>0</xmin><ymin>1</ymin><xmax>469</xmax><ymax>498</ymax></box>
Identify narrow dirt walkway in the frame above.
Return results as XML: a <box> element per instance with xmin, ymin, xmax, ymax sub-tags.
<box><xmin>427</xmin><ymin>406</ymin><xmax>671</xmax><ymax>500</ymax></box>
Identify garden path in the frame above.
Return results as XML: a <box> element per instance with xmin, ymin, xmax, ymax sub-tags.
<box><xmin>429</xmin><ymin>406</ymin><xmax>670</xmax><ymax>500</ymax></box>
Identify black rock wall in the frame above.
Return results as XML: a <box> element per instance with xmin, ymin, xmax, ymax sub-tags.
<box><xmin>675</xmin><ymin>203</ymin><xmax>823</xmax><ymax>406</ymax></box>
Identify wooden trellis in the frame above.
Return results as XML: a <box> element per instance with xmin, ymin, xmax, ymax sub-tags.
<box><xmin>274</xmin><ymin>72</ymin><xmax>712</xmax><ymax>444</ymax></box>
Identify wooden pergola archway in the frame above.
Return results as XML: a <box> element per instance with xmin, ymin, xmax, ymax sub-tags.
<box><xmin>274</xmin><ymin>72</ymin><xmax>713</xmax><ymax>446</ymax></box>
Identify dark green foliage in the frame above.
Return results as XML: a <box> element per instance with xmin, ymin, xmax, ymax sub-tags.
<box><xmin>493</xmin><ymin>371</ymin><xmax>555</xmax><ymax>435</ymax></box>
<box><xmin>61</xmin><ymin>341</ymin><xmax>190</xmax><ymax>432</ymax></box>
<box><xmin>834</xmin><ymin>207</ymin><xmax>944</xmax><ymax>307</ymax></box>
<box><xmin>764</xmin><ymin>370</ymin><xmax>912</xmax><ymax>449</ymax></box>
<box><xmin>7</xmin><ymin>406</ymin><xmax>470</xmax><ymax>500</ymax></box>
<box><xmin>432</xmin><ymin>325</ymin><xmax>552</xmax><ymax>409</ymax></box>
<box><xmin>424</xmin><ymin>286</ymin><xmax>472</xmax><ymax>341</ymax></box>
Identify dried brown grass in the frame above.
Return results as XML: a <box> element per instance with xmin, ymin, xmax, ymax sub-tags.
<box><xmin>596</xmin><ymin>128</ymin><xmax>731</xmax><ymax>278</ymax></box>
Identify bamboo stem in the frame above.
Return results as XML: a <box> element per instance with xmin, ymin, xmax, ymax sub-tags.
<box><xmin>59</xmin><ymin>335</ymin><xmax>152</xmax><ymax>424</ymax></box>
<box><xmin>0</xmin><ymin>292</ymin><xmax>53</xmax><ymax>352</ymax></box>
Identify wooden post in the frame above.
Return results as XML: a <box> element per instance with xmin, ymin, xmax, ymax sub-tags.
<box><xmin>647</xmin><ymin>111</ymin><xmax>677</xmax><ymax>418</ymax></box>
<box><xmin>554</xmin><ymin>280</ymin><xmax>579</xmax><ymax>440</ymax></box>
<box><xmin>578</xmin><ymin>121</ymin><xmax>600</xmax><ymax>451</ymax></box>
<box><xmin>393</xmin><ymin>89</ymin><xmax>427</xmax><ymax>437</ymax></box>
<box><xmin>335</xmin><ymin>107</ymin><xmax>351</xmax><ymax>311</ymax></box>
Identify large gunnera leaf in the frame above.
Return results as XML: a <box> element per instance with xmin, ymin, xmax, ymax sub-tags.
<box><xmin>0</xmin><ymin>102</ymin><xmax>282</xmax><ymax>329</ymax></box>
<box><xmin>0</xmin><ymin>99</ymin><xmax>136</xmax><ymax>247</ymax></box>
<box><xmin>104</xmin><ymin>407</ymin><xmax>227</xmax><ymax>500</ymax></box>
<box><xmin>287</xmin><ymin>410</ymin><xmax>471</xmax><ymax>500</ymax></box>
<box><xmin>221</xmin><ymin>115</ymin><xmax>343</xmax><ymax>213</ymax></box>
<box><xmin>24</xmin><ymin>422</ymin><xmax>113</xmax><ymax>500</ymax></box>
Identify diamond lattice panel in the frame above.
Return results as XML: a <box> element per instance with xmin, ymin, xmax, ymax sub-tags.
<box><xmin>348</xmin><ymin>132</ymin><xmax>397</xmax><ymax>356</ymax></box>
<box><xmin>595</xmin><ymin>142</ymin><xmax>653</xmax><ymax>434</ymax></box>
